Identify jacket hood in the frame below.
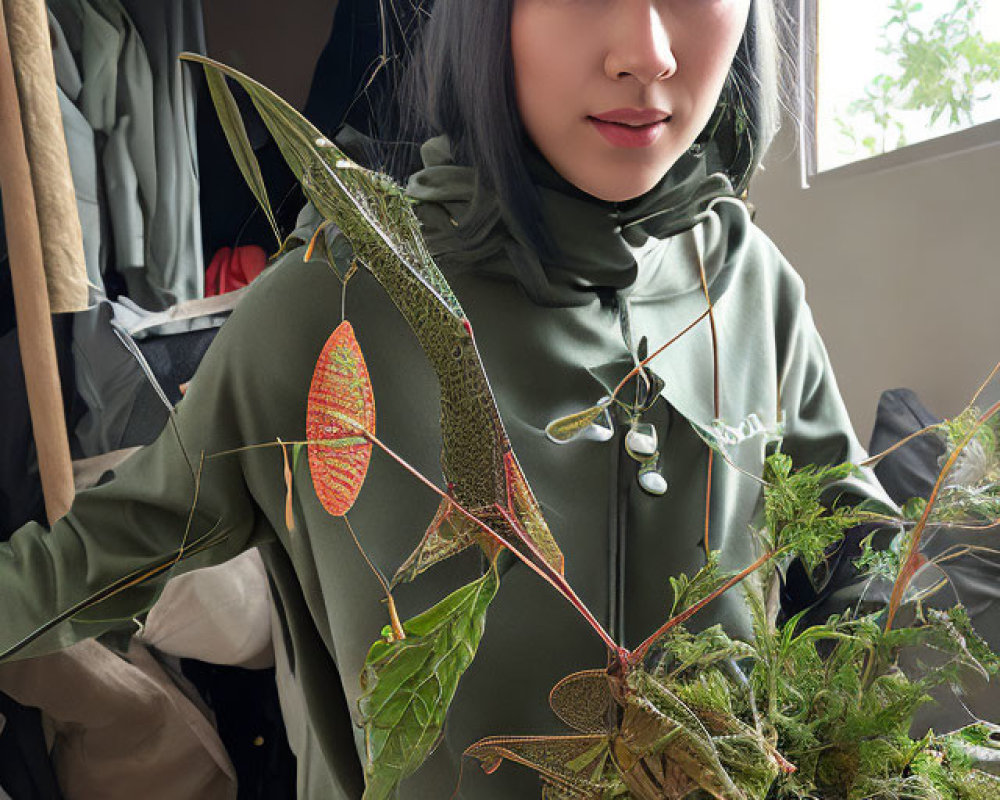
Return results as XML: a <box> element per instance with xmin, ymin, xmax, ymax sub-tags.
<box><xmin>405</xmin><ymin>105</ymin><xmax>755</xmax><ymax>307</ymax></box>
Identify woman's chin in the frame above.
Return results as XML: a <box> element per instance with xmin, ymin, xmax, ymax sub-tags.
<box><xmin>572</xmin><ymin>171</ymin><xmax>672</xmax><ymax>204</ymax></box>
<box><xmin>541</xmin><ymin>142</ymin><xmax>683</xmax><ymax>203</ymax></box>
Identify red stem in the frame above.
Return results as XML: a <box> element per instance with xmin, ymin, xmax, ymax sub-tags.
<box><xmin>885</xmin><ymin>398</ymin><xmax>1000</xmax><ymax>631</ymax></box>
<box><xmin>349</xmin><ymin>421</ymin><xmax>622</xmax><ymax>656</ymax></box>
<box><xmin>610</xmin><ymin>308</ymin><xmax>711</xmax><ymax>399</ymax></box>
<box><xmin>493</xmin><ymin>505</ymin><xmax>624</xmax><ymax>659</ymax></box>
<box><xmin>628</xmin><ymin>549</ymin><xmax>775</xmax><ymax>669</ymax></box>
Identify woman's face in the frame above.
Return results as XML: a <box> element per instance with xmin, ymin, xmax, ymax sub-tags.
<box><xmin>511</xmin><ymin>0</ymin><xmax>752</xmax><ymax>202</ymax></box>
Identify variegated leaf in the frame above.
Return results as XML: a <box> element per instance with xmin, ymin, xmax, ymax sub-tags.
<box><xmin>306</xmin><ymin>320</ymin><xmax>374</xmax><ymax>516</ymax></box>
<box><xmin>505</xmin><ymin>451</ymin><xmax>565</xmax><ymax>575</ymax></box>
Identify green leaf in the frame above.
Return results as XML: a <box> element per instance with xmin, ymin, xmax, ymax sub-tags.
<box><xmin>853</xmin><ymin>531</ymin><xmax>901</xmax><ymax>582</ymax></box>
<box><xmin>761</xmin><ymin>454</ymin><xmax>863</xmax><ymax>569</ymax></box>
<box><xmin>901</xmin><ymin>496</ymin><xmax>928</xmax><ymax>521</ymax></box>
<box><xmin>658</xmin><ymin>624</ymin><xmax>757</xmax><ymax>680</ymax></box>
<box><xmin>358</xmin><ymin>568</ymin><xmax>500</xmax><ymax>798</ymax></box>
<box><xmin>291</xmin><ymin>443</ymin><xmax>305</xmax><ymax>472</ymax></box>
<box><xmin>668</xmin><ymin>550</ymin><xmax>728</xmax><ymax>618</ymax></box>
<box><xmin>200</xmin><ymin>67</ymin><xmax>280</xmax><ymax>246</ymax></box>
<box><xmin>928</xmin><ymin>606</ymin><xmax>1000</xmax><ymax>679</ymax></box>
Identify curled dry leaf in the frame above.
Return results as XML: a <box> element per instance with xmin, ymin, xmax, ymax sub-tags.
<box><xmin>278</xmin><ymin>437</ymin><xmax>295</xmax><ymax>532</ymax></box>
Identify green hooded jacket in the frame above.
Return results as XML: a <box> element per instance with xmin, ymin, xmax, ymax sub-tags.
<box><xmin>0</xmin><ymin>130</ymin><xmax>895</xmax><ymax>798</ymax></box>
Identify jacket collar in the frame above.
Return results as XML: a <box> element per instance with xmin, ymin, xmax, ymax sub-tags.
<box><xmin>406</xmin><ymin>134</ymin><xmax>742</xmax><ymax>307</ymax></box>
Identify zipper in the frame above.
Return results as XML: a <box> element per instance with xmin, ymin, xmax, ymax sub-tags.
<box><xmin>610</xmin><ymin>428</ymin><xmax>629</xmax><ymax>645</ymax></box>
<box><xmin>608</xmin><ymin>294</ymin><xmax>641</xmax><ymax>646</ymax></box>
<box><xmin>608</xmin><ymin>293</ymin><xmax>671</xmax><ymax>647</ymax></box>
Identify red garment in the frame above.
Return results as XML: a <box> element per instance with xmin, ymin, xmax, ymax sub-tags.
<box><xmin>204</xmin><ymin>245</ymin><xmax>268</xmax><ymax>296</ymax></box>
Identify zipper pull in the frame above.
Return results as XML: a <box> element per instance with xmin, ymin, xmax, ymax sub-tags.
<box><xmin>637</xmin><ymin>451</ymin><xmax>668</xmax><ymax>496</ymax></box>
<box><xmin>625</xmin><ymin>420</ymin><xmax>658</xmax><ymax>460</ymax></box>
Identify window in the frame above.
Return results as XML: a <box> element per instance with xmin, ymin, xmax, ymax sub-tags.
<box><xmin>801</xmin><ymin>0</ymin><xmax>1000</xmax><ymax>178</ymax></box>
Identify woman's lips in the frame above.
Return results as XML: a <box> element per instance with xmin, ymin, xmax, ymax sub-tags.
<box><xmin>588</xmin><ymin>116</ymin><xmax>668</xmax><ymax>149</ymax></box>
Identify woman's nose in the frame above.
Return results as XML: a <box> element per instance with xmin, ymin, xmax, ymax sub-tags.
<box><xmin>604</xmin><ymin>2</ymin><xmax>678</xmax><ymax>85</ymax></box>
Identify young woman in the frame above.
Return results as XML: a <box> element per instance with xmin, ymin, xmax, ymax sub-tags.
<box><xmin>0</xmin><ymin>1</ymin><xmax>894</xmax><ymax>797</ymax></box>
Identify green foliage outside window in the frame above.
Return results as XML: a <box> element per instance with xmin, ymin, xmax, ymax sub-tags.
<box><xmin>836</xmin><ymin>0</ymin><xmax>1000</xmax><ymax>158</ymax></box>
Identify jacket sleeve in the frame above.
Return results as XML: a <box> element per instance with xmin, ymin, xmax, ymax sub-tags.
<box><xmin>0</xmin><ymin>262</ymin><xmax>307</xmax><ymax>662</ymax></box>
<box><xmin>773</xmin><ymin>278</ymin><xmax>899</xmax><ymax>622</ymax></box>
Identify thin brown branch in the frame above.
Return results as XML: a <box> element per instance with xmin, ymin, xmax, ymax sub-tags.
<box><xmin>697</xmin><ymin>251</ymin><xmax>720</xmax><ymax>559</ymax></box>
<box><xmin>970</xmin><ymin>359</ymin><xmax>1000</xmax><ymax>409</ymax></box>
<box><xmin>343</xmin><ymin>514</ymin><xmax>405</xmax><ymax>640</ymax></box>
<box><xmin>610</xmin><ymin>307</ymin><xmax>712</xmax><ymax>399</ymax></box>
<box><xmin>859</xmin><ymin>422</ymin><xmax>943</xmax><ymax>469</ymax></box>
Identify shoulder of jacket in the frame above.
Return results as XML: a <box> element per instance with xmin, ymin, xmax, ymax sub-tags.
<box><xmin>711</xmin><ymin>197</ymin><xmax>805</xmax><ymax>306</ymax></box>
<box><xmin>215</xmin><ymin>211</ymin><xmax>343</xmax><ymax>373</ymax></box>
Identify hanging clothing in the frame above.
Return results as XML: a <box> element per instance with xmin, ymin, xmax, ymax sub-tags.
<box><xmin>0</xmin><ymin>123</ymin><xmax>896</xmax><ymax>799</ymax></box>
<box><xmin>204</xmin><ymin>246</ymin><xmax>269</xmax><ymax>297</ymax></box>
<box><xmin>46</xmin><ymin>0</ymin><xmax>205</xmax><ymax>307</ymax></box>
<box><xmin>0</xmin><ymin>11</ymin><xmax>103</xmax><ymax>327</ymax></box>
<box><xmin>46</xmin><ymin>7</ymin><xmax>104</xmax><ymax>294</ymax></box>
<box><xmin>116</xmin><ymin>0</ymin><xmax>206</xmax><ymax>307</ymax></box>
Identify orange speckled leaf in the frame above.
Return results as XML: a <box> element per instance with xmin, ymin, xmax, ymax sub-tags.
<box><xmin>306</xmin><ymin>320</ymin><xmax>375</xmax><ymax>516</ymax></box>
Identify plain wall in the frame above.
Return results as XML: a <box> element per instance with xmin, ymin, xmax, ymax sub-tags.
<box><xmin>748</xmin><ymin>117</ymin><xmax>1000</xmax><ymax>447</ymax></box>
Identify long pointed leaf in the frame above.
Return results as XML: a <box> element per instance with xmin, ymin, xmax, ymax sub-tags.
<box><xmin>179</xmin><ymin>52</ymin><xmax>465</xmax><ymax>322</ymax></box>
<box><xmin>201</xmin><ymin>67</ymin><xmax>280</xmax><ymax>245</ymax></box>
<box><xmin>0</xmin><ymin>525</ymin><xmax>227</xmax><ymax>661</ymax></box>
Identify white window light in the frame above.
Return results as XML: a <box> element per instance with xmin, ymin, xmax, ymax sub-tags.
<box><xmin>799</xmin><ymin>0</ymin><xmax>1000</xmax><ymax>185</ymax></box>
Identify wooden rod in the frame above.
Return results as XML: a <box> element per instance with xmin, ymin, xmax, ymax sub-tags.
<box><xmin>0</xmin><ymin>4</ymin><xmax>75</xmax><ymax>523</ymax></box>
<box><xmin>3</xmin><ymin>0</ymin><xmax>88</xmax><ymax>313</ymax></box>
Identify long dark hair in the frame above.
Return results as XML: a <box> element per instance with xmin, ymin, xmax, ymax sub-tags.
<box><xmin>374</xmin><ymin>0</ymin><xmax>792</xmax><ymax>257</ymax></box>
